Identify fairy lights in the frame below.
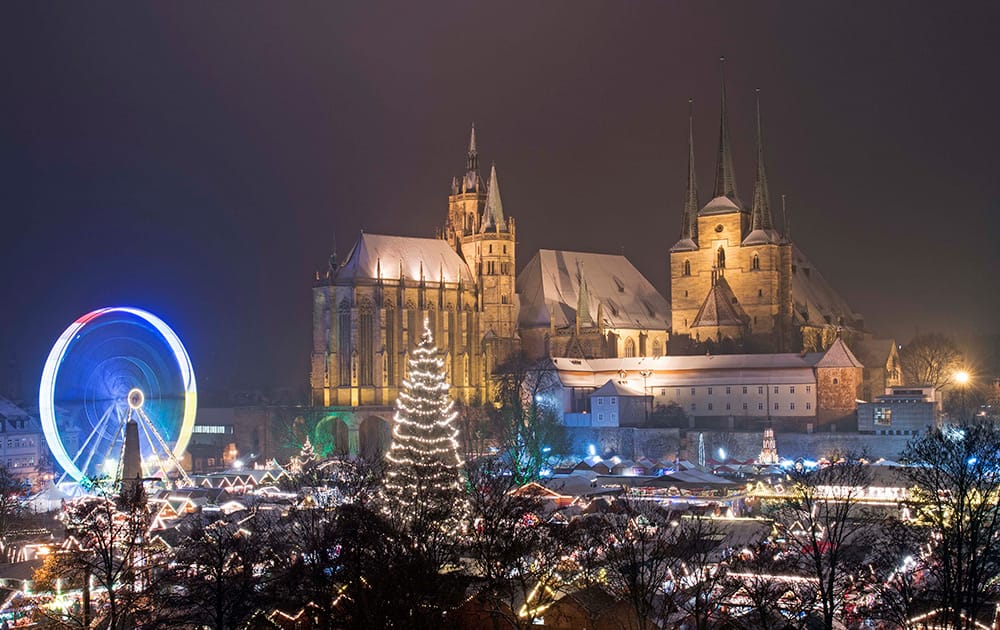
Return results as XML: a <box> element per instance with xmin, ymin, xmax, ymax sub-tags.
<box><xmin>382</xmin><ymin>320</ymin><xmax>465</xmax><ymax>530</ymax></box>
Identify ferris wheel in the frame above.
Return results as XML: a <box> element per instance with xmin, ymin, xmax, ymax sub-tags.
<box><xmin>38</xmin><ymin>307</ymin><xmax>197</xmax><ymax>488</ymax></box>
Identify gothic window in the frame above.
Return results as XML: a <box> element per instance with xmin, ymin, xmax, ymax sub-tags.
<box><xmin>651</xmin><ymin>339</ymin><xmax>662</xmax><ymax>356</ymax></box>
<box><xmin>624</xmin><ymin>337</ymin><xmax>636</xmax><ymax>358</ymax></box>
<box><xmin>384</xmin><ymin>306</ymin><xmax>396</xmax><ymax>384</ymax></box>
<box><xmin>338</xmin><ymin>303</ymin><xmax>351</xmax><ymax>385</ymax></box>
<box><xmin>717</xmin><ymin>247</ymin><xmax>726</xmax><ymax>269</ymax></box>
<box><xmin>489</xmin><ymin>244</ymin><xmax>493</xmax><ymax>253</ymax></box>
<box><xmin>758</xmin><ymin>289</ymin><xmax>763</xmax><ymax>297</ymax></box>
<box><xmin>445</xmin><ymin>353</ymin><xmax>452</xmax><ymax>382</ymax></box>
<box><xmin>503</xmin><ymin>245</ymin><xmax>507</xmax><ymax>254</ymax></box>
<box><xmin>501</xmin><ymin>294</ymin><xmax>509</xmax><ymax>304</ymax></box>
<box><xmin>359</xmin><ymin>302</ymin><xmax>374</xmax><ymax>386</ymax></box>
<box><xmin>463</xmin><ymin>352</ymin><xmax>471</xmax><ymax>386</ymax></box>
<box><xmin>683</xmin><ymin>260</ymin><xmax>691</xmax><ymax>276</ymax></box>
<box><xmin>639</xmin><ymin>332</ymin><xmax>647</xmax><ymax>356</ymax></box>
<box><xmin>752</xmin><ymin>253</ymin><xmax>760</xmax><ymax>270</ymax></box>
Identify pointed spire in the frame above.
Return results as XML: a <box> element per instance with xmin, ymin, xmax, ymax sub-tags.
<box><xmin>481</xmin><ymin>163</ymin><xmax>505</xmax><ymax>231</ymax></box>
<box><xmin>782</xmin><ymin>194</ymin><xmax>791</xmax><ymax>242</ymax></box>
<box><xmin>712</xmin><ymin>57</ymin><xmax>740</xmax><ymax>206</ymax></box>
<box><xmin>467</xmin><ymin>122</ymin><xmax>478</xmax><ymax>171</ymax></box>
<box><xmin>576</xmin><ymin>263</ymin><xmax>592</xmax><ymax>328</ymax></box>
<box><xmin>751</xmin><ymin>89</ymin><xmax>774</xmax><ymax>231</ymax></box>
<box><xmin>680</xmin><ymin>98</ymin><xmax>699</xmax><ymax>241</ymax></box>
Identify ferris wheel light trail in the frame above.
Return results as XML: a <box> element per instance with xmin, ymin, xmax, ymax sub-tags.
<box><xmin>38</xmin><ymin>307</ymin><xmax>197</xmax><ymax>485</ymax></box>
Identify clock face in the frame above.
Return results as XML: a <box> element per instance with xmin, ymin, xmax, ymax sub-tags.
<box><xmin>715</xmin><ymin>224</ymin><xmax>724</xmax><ymax>233</ymax></box>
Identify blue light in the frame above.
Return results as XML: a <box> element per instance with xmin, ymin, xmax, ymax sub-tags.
<box><xmin>968</xmin><ymin>457</ymin><xmax>978</xmax><ymax>465</ymax></box>
<box><xmin>587</xmin><ymin>444</ymin><xmax>597</xmax><ymax>457</ymax></box>
<box><xmin>541</xmin><ymin>446</ymin><xmax>552</xmax><ymax>453</ymax></box>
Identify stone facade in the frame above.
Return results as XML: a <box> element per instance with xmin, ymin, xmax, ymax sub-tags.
<box><xmin>311</xmin><ymin>129</ymin><xmax>519</xmax><ymax>410</ymax></box>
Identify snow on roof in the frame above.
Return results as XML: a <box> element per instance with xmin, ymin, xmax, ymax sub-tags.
<box><xmin>691</xmin><ymin>277</ymin><xmax>748</xmax><ymax>328</ymax></box>
<box><xmin>741</xmin><ymin>228</ymin><xmax>781</xmax><ymax>246</ymax></box>
<box><xmin>814</xmin><ymin>338</ymin><xmax>864</xmax><ymax>368</ymax></box>
<box><xmin>669</xmin><ymin>237</ymin><xmax>699</xmax><ymax>253</ymax></box>
<box><xmin>0</xmin><ymin>397</ymin><xmax>30</xmax><ymax>420</ymax></box>
<box><xmin>590</xmin><ymin>379</ymin><xmax>646</xmax><ymax>398</ymax></box>
<box><xmin>334</xmin><ymin>233</ymin><xmax>473</xmax><ymax>284</ymax></box>
<box><xmin>791</xmin><ymin>244</ymin><xmax>862</xmax><ymax>329</ymax></box>
<box><xmin>699</xmin><ymin>195</ymin><xmax>742</xmax><ymax>215</ymax></box>
<box><xmin>517</xmin><ymin>249</ymin><xmax>671</xmax><ymax>330</ymax></box>
<box><xmin>550</xmin><ymin>354</ymin><xmax>818</xmax><ymax>388</ymax></box>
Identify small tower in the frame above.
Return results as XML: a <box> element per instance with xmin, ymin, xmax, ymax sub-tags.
<box><xmin>757</xmin><ymin>425</ymin><xmax>779</xmax><ymax>465</ymax></box>
<box><xmin>444</xmin><ymin>124</ymin><xmax>487</xmax><ymax>249</ymax></box>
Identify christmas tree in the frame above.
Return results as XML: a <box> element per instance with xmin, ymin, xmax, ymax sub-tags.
<box><xmin>382</xmin><ymin>320</ymin><xmax>465</xmax><ymax>532</ymax></box>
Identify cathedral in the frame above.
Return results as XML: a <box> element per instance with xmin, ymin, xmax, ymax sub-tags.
<box><xmin>310</xmin><ymin>71</ymin><xmax>873</xmax><ymax>412</ymax></box>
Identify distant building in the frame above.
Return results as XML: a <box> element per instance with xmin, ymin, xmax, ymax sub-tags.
<box><xmin>0</xmin><ymin>397</ymin><xmax>44</xmax><ymax>481</ymax></box>
<box><xmin>857</xmin><ymin>386</ymin><xmax>938</xmax><ymax>436</ymax></box>
<box><xmin>548</xmin><ymin>338</ymin><xmax>863</xmax><ymax>432</ymax></box>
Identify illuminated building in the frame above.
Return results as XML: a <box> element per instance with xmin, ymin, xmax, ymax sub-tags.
<box><xmin>669</xmin><ymin>66</ymin><xmax>865</xmax><ymax>353</ymax></box>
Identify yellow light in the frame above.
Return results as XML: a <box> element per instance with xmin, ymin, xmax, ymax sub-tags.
<box><xmin>954</xmin><ymin>370</ymin><xmax>970</xmax><ymax>385</ymax></box>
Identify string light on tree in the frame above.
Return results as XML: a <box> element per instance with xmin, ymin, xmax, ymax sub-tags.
<box><xmin>382</xmin><ymin>319</ymin><xmax>465</xmax><ymax>531</ymax></box>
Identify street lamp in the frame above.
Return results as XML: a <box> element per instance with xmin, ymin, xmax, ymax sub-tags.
<box><xmin>954</xmin><ymin>370</ymin><xmax>971</xmax><ymax>421</ymax></box>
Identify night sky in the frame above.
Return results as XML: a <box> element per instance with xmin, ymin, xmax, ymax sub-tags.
<box><xmin>2</xmin><ymin>2</ymin><xmax>998</xmax><ymax>396</ymax></box>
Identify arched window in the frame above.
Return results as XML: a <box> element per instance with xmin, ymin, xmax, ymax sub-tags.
<box><xmin>624</xmin><ymin>337</ymin><xmax>636</xmax><ymax>358</ymax></box>
<box><xmin>358</xmin><ymin>302</ymin><xmax>374</xmax><ymax>386</ymax></box>
<box><xmin>717</xmin><ymin>247</ymin><xmax>726</xmax><ymax>269</ymax></box>
<box><xmin>384</xmin><ymin>305</ymin><xmax>396</xmax><ymax>385</ymax></box>
<box><xmin>652</xmin><ymin>339</ymin><xmax>662</xmax><ymax>356</ymax></box>
<box><xmin>683</xmin><ymin>260</ymin><xmax>691</xmax><ymax>276</ymax></box>
<box><xmin>463</xmin><ymin>352</ymin><xmax>471</xmax><ymax>386</ymax></box>
<box><xmin>752</xmin><ymin>253</ymin><xmax>760</xmax><ymax>270</ymax></box>
<box><xmin>338</xmin><ymin>302</ymin><xmax>351</xmax><ymax>386</ymax></box>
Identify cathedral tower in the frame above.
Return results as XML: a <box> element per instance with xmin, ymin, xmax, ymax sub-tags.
<box><xmin>670</xmin><ymin>62</ymin><xmax>793</xmax><ymax>350</ymax></box>
<box><xmin>444</xmin><ymin>124</ymin><xmax>487</xmax><ymax>248</ymax></box>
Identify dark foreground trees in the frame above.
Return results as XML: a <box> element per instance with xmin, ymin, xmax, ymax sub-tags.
<box><xmin>901</xmin><ymin>423</ymin><xmax>1000</xmax><ymax>629</ymax></box>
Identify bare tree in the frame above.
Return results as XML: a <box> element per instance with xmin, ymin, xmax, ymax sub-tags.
<box><xmin>901</xmin><ymin>423</ymin><xmax>1000</xmax><ymax>629</ymax></box>
<box><xmin>900</xmin><ymin>333</ymin><xmax>962</xmax><ymax>390</ymax></box>
<box><xmin>153</xmin><ymin>508</ymin><xmax>284</xmax><ymax>630</ymax></box>
<box><xmin>464</xmin><ymin>457</ymin><xmax>567</xmax><ymax>629</ymax></box>
<box><xmin>34</xmin><ymin>482</ymin><xmax>159</xmax><ymax>629</ymax></box>
<box><xmin>767</xmin><ymin>461</ymin><xmax>878</xmax><ymax>630</ymax></box>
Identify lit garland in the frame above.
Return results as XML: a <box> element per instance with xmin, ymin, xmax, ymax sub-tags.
<box><xmin>381</xmin><ymin>320</ymin><xmax>465</xmax><ymax>531</ymax></box>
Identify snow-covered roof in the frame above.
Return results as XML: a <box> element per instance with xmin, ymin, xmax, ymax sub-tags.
<box><xmin>699</xmin><ymin>195</ymin><xmax>743</xmax><ymax>215</ymax></box>
<box><xmin>334</xmin><ymin>233</ymin><xmax>473</xmax><ymax>284</ymax></box>
<box><xmin>741</xmin><ymin>228</ymin><xmax>781</xmax><ymax>246</ymax></box>
<box><xmin>791</xmin><ymin>244</ymin><xmax>862</xmax><ymax>329</ymax></box>
<box><xmin>0</xmin><ymin>397</ymin><xmax>30</xmax><ymax>420</ymax></box>
<box><xmin>691</xmin><ymin>277</ymin><xmax>748</xmax><ymax>328</ymax></box>
<box><xmin>517</xmin><ymin>249</ymin><xmax>671</xmax><ymax>330</ymax></box>
<box><xmin>550</xmin><ymin>354</ymin><xmax>820</xmax><ymax>389</ymax></box>
<box><xmin>813</xmin><ymin>338</ymin><xmax>864</xmax><ymax>368</ymax></box>
<box><xmin>590</xmin><ymin>379</ymin><xmax>646</xmax><ymax>398</ymax></box>
<box><xmin>669</xmin><ymin>237</ymin><xmax>699</xmax><ymax>253</ymax></box>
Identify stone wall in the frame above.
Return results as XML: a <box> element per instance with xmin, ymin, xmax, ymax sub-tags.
<box><xmin>563</xmin><ymin>426</ymin><xmax>912</xmax><ymax>462</ymax></box>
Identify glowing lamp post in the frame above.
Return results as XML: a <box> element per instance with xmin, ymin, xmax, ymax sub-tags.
<box><xmin>954</xmin><ymin>370</ymin><xmax>971</xmax><ymax>421</ymax></box>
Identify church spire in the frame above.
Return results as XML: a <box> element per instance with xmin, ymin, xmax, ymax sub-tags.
<box><xmin>712</xmin><ymin>57</ymin><xmax>740</xmax><ymax>206</ymax></box>
<box><xmin>462</xmin><ymin>123</ymin><xmax>479</xmax><ymax>192</ymax></box>
<box><xmin>481</xmin><ymin>163</ymin><xmax>505</xmax><ymax>231</ymax></box>
<box><xmin>751</xmin><ymin>89</ymin><xmax>774</xmax><ymax>231</ymax></box>
<box><xmin>467</xmin><ymin>122</ymin><xmax>478</xmax><ymax>172</ymax></box>
<box><xmin>782</xmin><ymin>193</ymin><xmax>791</xmax><ymax>242</ymax></box>
<box><xmin>680</xmin><ymin>98</ymin><xmax>699</xmax><ymax>241</ymax></box>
